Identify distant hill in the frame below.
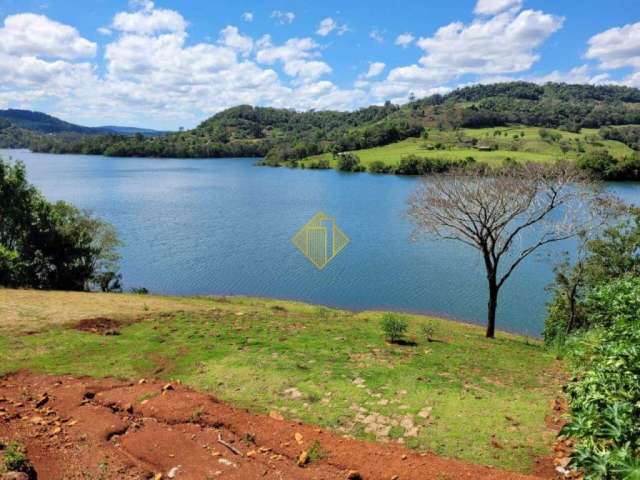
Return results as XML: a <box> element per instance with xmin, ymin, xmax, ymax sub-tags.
<box><xmin>0</xmin><ymin>109</ymin><xmax>166</xmax><ymax>136</ymax></box>
<box><xmin>16</xmin><ymin>82</ymin><xmax>640</xmax><ymax>163</ymax></box>
<box><xmin>0</xmin><ymin>109</ymin><xmax>97</xmax><ymax>134</ymax></box>
<box><xmin>97</xmin><ymin>126</ymin><xmax>167</xmax><ymax>136</ymax></box>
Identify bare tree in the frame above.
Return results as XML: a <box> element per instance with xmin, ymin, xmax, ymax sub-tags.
<box><xmin>407</xmin><ymin>163</ymin><xmax>601</xmax><ymax>338</ymax></box>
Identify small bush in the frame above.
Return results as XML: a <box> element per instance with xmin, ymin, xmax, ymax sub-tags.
<box><xmin>3</xmin><ymin>441</ymin><xmax>32</xmax><ymax>473</ymax></box>
<box><xmin>308</xmin><ymin>158</ymin><xmax>331</xmax><ymax>169</ymax></box>
<box><xmin>130</xmin><ymin>287</ymin><xmax>149</xmax><ymax>295</ymax></box>
<box><xmin>421</xmin><ymin>322</ymin><xmax>436</xmax><ymax>342</ymax></box>
<box><xmin>381</xmin><ymin>313</ymin><xmax>408</xmax><ymax>343</ymax></box>
<box><xmin>335</xmin><ymin>153</ymin><xmax>364</xmax><ymax>172</ymax></box>
<box><xmin>368</xmin><ymin>160</ymin><xmax>395</xmax><ymax>174</ymax></box>
<box><xmin>308</xmin><ymin>440</ymin><xmax>328</xmax><ymax>461</ymax></box>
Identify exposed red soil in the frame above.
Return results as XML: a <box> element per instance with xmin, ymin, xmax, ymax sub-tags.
<box><xmin>73</xmin><ymin>317</ymin><xmax>122</xmax><ymax>335</ymax></box>
<box><xmin>0</xmin><ymin>372</ymin><xmax>551</xmax><ymax>480</ymax></box>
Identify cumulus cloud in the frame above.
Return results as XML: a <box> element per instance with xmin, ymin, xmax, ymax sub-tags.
<box><xmin>416</xmin><ymin>9</ymin><xmax>563</xmax><ymax>77</ymax></box>
<box><xmin>365</xmin><ymin>62</ymin><xmax>385</xmax><ymax>78</ymax></box>
<box><xmin>394</xmin><ymin>33</ymin><xmax>414</xmax><ymax>48</ymax></box>
<box><xmin>586</xmin><ymin>21</ymin><xmax>640</xmax><ymax>70</ymax></box>
<box><xmin>242</xmin><ymin>12</ymin><xmax>253</xmax><ymax>23</ymax></box>
<box><xmin>368</xmin><ymin>3</ymin><xmax>562</xmax><ymax>105</ymax></box>
<box><xmin>0</xmin><ymin>1</ymin><xmax>612</xmax><ymax>128</ymax></box>
<box><xmin>218</xmin><ymin>25</ymin><xmax>253</xmax><ymax>55</ymax></box>
<box><xmin>271</xmin><ymin>11</ymin><xmax>295</xmax><ymax>25</ymax></box>
<box><xmin>0</xmin><ymin>13</ymin><xmax>96</xmax><ymax>59</ymax></box>
<box><xmin>256</xmin><ymin>36</ymin><xmax>331</xmax><ymax>83</ymax></box>
<box><xmin>474</xmin><ymin>0</ymin><xmax>523</xmax><ymax>16</ymax></box>
<box><xmin>112</xmin><ymin>2</ymin><xmax>187</xmax><ymax>35</ymax></box>
<box><xmin>528</xmin><ymin>65</ymin><xmax>612</xmax><ymax>85</ymax></box>
<box><xmin>316</xmin><ymin>18</ymin><xmax>336</xmax><ymax>36</ymax></box>
<box><xmin>316</xmin><ymin>17</ymin><xmax>348</xmax><ymax>37</ymax></box>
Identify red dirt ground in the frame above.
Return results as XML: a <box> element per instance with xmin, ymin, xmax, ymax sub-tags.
<box><xmin>0</xmin><ymin>372</ymin><xmax>552</xmax><ymax>480</ymax></box>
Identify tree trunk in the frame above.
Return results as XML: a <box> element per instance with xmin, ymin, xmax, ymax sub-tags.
<box><xmin>486</xmin><ymin>279</ymin><xmax>498</xmax><ymax>339</ymax></box>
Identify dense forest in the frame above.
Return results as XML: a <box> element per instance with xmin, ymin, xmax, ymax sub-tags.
<box><xmin>2</xmin><ymin>82</ymin><xmax>639</xmax><ymax>166</ymax></box>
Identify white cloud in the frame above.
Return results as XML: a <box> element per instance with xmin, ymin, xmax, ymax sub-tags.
<box><xmin>528</xmin><ymin>65</ymin><xmax>612</xmax><ymax>85</ymax></box>
<box><xmin>394</xmin><ymin>33</ymin><xmax>414</xmax><ymax>48</ymax></box>
<box><xmin>271</xmin><ymin>11</ymin><xmax>295</xmax><ymax>25</ymax></box>
<box><xmin>365</xmin><ymin>62</ymin><xmax>385</xmax><ymax>78</ymax></box>
<box><xmin>0</xmin><ymin>1</ymin><xmax>617</xmax><ymax>129</ymax></box>
<box><xmin>317</xmin><ymin>17</ymin><xmax>336</xmax><ymax>36</ymax></box>
<box><xmin>218</xmin><ymin>25</ymin><xmax>253</xmax><ymax>56</ymax></box>
<box><xmin>370</xmin><ymin>29</ymin><xmax>385</xmax><ymax>43</ymax></box>
<box><xmin>474</xmin><ymin>0</ymin><xmax>523</xmax><ymax>16</ymax></box>
<box><xmin>316</xmin><ymin>17</ymin><xmax>348</xmax><ymax>37</ymax></box>
<box><xmin>585</xmin><ymin>22</ymin><xmax>640</xmax><ymax>71</ymax></box>
<box><xmin>367</xmin><ymin>4</ymin><xmax>562</xmax><ymax>105</ymax></box>
<box><xmin>242</xmin><ymin>12</ymin><xmax>253</xmax><ymax>23</ymax></box>
<box><xmin>112</xmin><ymin>2</ymin><xmax>187</xmax><ymax>35</ymax></box>
<box><xmin>256</xmin><ymin>36</ymin><xmax>331</xmax><ymax>83</ymax></box>
<box><xmin>0</xmin><ymin>13</ymin><xmax>96</xmax><ymax>59</ymax></box>
<box><xmin>98</xmin><ymin>27</ymin><xmax>112</xmax><ymax>36</ymax></box>
<box><xmin>416</xmin><ymin>9</ymin><xmax>563</xmax><ymax>77</ymax></box>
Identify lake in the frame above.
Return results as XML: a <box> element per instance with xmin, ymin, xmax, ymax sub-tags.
<box><xmin>3</xmin><ymin>149</ymin><xmax>639</xmax><ymax>336</ymax></box>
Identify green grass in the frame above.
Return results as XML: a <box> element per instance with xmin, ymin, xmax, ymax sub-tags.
<box><xmin>0</xmin><ymin>290</ymin><xmax>563</xmax><ymax>473</ymax></box>
<box><xmin>302</xmin><ymin>126</ymin><xmax>635</xmax><ymax>170</ymax></box>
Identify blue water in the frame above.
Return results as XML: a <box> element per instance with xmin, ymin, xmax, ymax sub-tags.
<box><xmin>4</xmin><ymin>149</ymin><xmax>639</xmax><ymax>336</ymax></box>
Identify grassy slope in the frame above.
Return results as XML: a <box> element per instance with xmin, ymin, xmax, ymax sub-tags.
<box><xmin>303</xmin><ymin>126</ymin><xmax>635</xmax><ymax>169</ymax></box>
<box><xmin>0</xmin><ymin>289</ymin><xmax>563</xmax><ymax>473</ymax></box>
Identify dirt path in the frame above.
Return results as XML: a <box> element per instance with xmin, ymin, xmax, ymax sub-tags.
<box><xmin>0</xmin><ymin>372</ymin><xmax>549</xmax><ymax>480</ymax></box>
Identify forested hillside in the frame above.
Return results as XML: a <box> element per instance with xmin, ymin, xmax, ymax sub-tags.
<box><xmin>8</xmin><ymin>82</ymin><xmax>640</xmax><ymax>165</ymax></box>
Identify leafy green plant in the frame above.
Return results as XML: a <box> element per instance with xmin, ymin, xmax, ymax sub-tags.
<box><xmin>381</xmin><ymin>313</ymin><xmax>408</xmax><ymax>343</ymax></box>
<box><xmin>421</xmin><ymin>322</ymin><xmax>436</xmax><ymax>342</ymax></box>
<box><xmin>560</xmin><ymin>278</ymin><xmax>640</xmax><ymax>479</ymax></box>
<box><xmin>3</xmin><ymin>441</ymin><xmax>32</xmax><ymax>473</ymax></box>
<box><xmin>308</xmin><ymin>440</ymin><xmax>328</xmax><ymax>462</ymax></box>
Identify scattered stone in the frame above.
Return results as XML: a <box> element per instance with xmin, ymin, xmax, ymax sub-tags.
<box><xmin>391</xmin><ymin>476</ymin><xmax>400</xmax><ymax>480</ymax></box>
<box><xmin>35</xmin><ymin>393</ymin><xmax>49</xmax><ymax>408</ymax></box>
<box><xmin>124</xmin><ymin>403</ymin><xmax>133</xmax><ymax>414</ymax></box>
<box><xmin>166</xmin><ymin>466</ymin><xmax>180</xmax><ymax>478</ymax></box>
<box><xmin>30</xmin><ymin>415</ymin><xmax>44</xmax><ymax>424</ymax></box>
<box><xmin>218</xmin><ymin>458</ymin><xmax>236</xmax><ymax>467</ymax></box>
<box><xmin>417</xmin><ymin>407</ymin><xmax>432</xmax><ymax>419</ymax></box>
<box><xmin>245</xmin><ymin>450</ymin><xmax>257</xmax><ymax>458</ymax></box>
<box><xmin>153</xmin><ymin>473</ymin><xmax>162</xmax><ymax>480</ymax></box>
<box><xmin>283</xmin><ymin>387</ymin><xmax>303</xmax><ymax>400</ymax></box>
<box><xmin>352</xmin><ymin>378</ymin><xmax>366</xmax><ymax>388</ymax></box>
<box><xmin>294</xmin><ymin>432</ymin><xmax>303</xmax><ymax>445</ymax></box>
<box><xmin>269</xmin><ymin>411</ymin><xmax>283</xmax><ymax>421</ymax></box>
<box><xmin>297</xmin><ymin>450</ymin><xmax>309</xmax><ymax>467</ymax></box>
<box><xmin>346</xmin><ymin>471</ymin><xmax>363</xmax><ymax>480</ymax></box>
<box><xmin>162</xmin><ymin>383</ymin><xmax>174</xmax><ymax>392</ymax></box>
<box><xmin>1</xmin><ymin>473</ymin><xmax>30</xmax><ymax>480</ymax></box>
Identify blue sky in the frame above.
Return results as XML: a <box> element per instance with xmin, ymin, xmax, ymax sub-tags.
<box><xmin>0</xmin><ymin>0</ymin><xmax>638</xmax><ymax>129</ymax></box>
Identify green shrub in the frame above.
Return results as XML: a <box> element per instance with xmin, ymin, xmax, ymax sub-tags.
<box><xmin>130</xmin><ymin>287</ymin><xmax>149</xmax><ymax>295</ymax></box>
<box><xmin>561</xmin><ymin>278</ymin><xmax>640</xmax><ymax>478</ymax></box>
<box><xmin>3</xmin><ymin>441</ymin><xmax>31</xmax><ymax>473</ymax></box>
<box><xmin>576</xmin><ymin>150</ymin><xmax>617</xmax><ymax>177</ymax></box>
<box><xmin>335</xmin><ymin>153</ymin><xmax>365</xmax><ymax>172</ymax></box>
<box><xmin>308</xmin><ymin>158</ymin><xmax>331</xmax><ymax>169</ymax></box>
<box><xmin>421</xmin><ymin>322</ymin><xmax>436</xmax><ymax>342</ymax></box>
<box><xmin>381</xmin><ymin>313</ymin><xmax>408</xmax><ymax>343</ymax></box>
<box><xmin>0</xmin><ymin>159</ymin><xmax>121</xmax><ymax>291</ymax></box>
<box><xmin>368</xmin><ymin>160</ymin><xmax>395</xmax><ymax>174</ymax></box>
